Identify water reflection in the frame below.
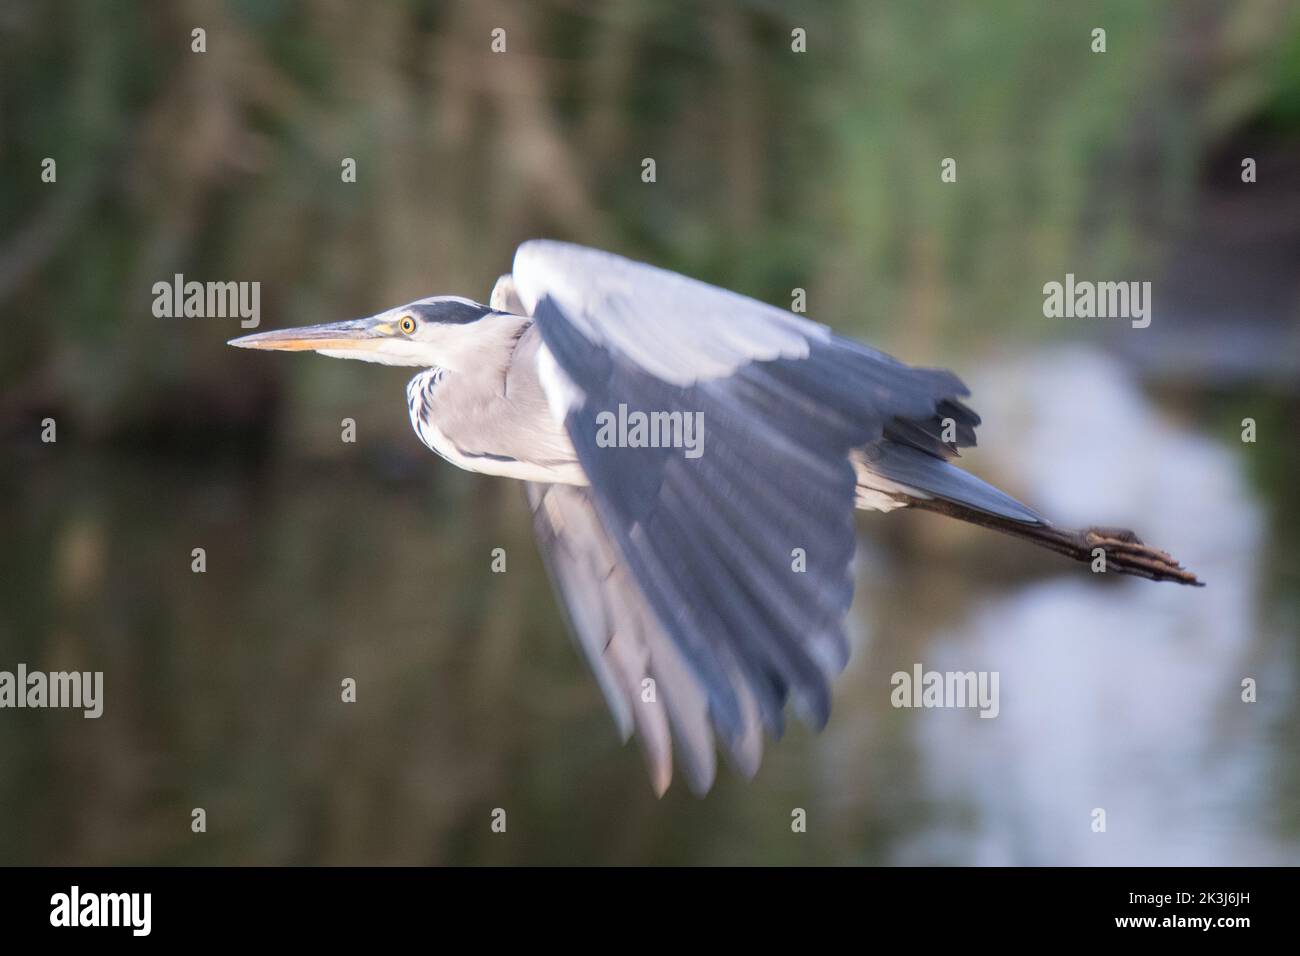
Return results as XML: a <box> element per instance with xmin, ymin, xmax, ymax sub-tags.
<box><xmin>0</xmin><ymin>348</ymin><xmax>1294</xmax><ymax>865</ymax></box>
<box><xmin>885</xmin><ymin>347</ymin><xmax>1291</xmax><ymax>865</ymax></box>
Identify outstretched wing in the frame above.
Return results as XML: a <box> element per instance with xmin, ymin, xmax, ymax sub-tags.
<box><xmin>526</xmin><ymin>482</ymin><xmax>763</xmax><ymax>794</ymax></box>
<box><xmin>513</xmin><ymin>240</ymin><xmax>972</xmax><ymax>790</ymax></box>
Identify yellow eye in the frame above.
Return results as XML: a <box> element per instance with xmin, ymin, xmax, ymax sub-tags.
<box><xmin>399</xmin><ymin>315</ymin><xmax>416</xmax><ymax>335</ymax></box>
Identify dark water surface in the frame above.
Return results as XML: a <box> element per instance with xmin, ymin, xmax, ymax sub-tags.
<box><xmin>1</xmin><ymin>349</ymin><xmax>1296</xmax><ymax>865</ymax></box>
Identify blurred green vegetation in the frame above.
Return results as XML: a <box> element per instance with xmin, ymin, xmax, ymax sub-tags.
<box><xmin>1</xmin><ymin>1</ymin><xmax>1299</xmax><ymax>865</ymax></box>
<box><xmin>2</xmin><ymin>0</ymin><xmax>1297</xmax><ymax>454</ymax></box>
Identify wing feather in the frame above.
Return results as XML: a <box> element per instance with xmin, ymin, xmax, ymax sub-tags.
<box><xmin>514</xmin><ymin>241</ymin><xmax>1003</xmax><ymax>792</ymax></box>
<box><xmin>526</xmin><ymin>482</ymin><xmax>725</xmax><ymax>794</ymax></box>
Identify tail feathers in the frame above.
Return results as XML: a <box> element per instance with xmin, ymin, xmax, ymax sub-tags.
<box><xmin>859</xmin><ymin>441</ymin><xmax>1201</xmax><ymax>585</ymax></box>
<box><xmin>906</xmin><ymin>497</ymin><xmax>1204</xmax><ymax>586</ymax></box>
<box><xmin>862</xmin><ymin>441</ymin><xmax>1045</xmax><ymax>525</ymax></box>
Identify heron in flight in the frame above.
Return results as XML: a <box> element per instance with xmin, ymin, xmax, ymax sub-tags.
<box><xmin>230</xmin><ymin>240</ymin><xmax>1200</xmax><ymax>795</ymax></box>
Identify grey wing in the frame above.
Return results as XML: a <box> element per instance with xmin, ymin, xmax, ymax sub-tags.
<box><xmin>513</xmin><ymin>240</ymin><xmax>826</xmax><ymax>385</ymax></box>
<box><xmin>514</xmin><ymin>241</ymin><xmax>979</xmax><ymax>780</ymax></box>
<box><xmin>526</xmin><ymin>482</ymin><xmax>765</xmax><ymax>795</ymax></box>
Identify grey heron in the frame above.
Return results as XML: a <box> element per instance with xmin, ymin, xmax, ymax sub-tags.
<box><xmin>230</xmin><ymin>240</ymin><xmax>1200</xmax><ymax>795</ymax></box>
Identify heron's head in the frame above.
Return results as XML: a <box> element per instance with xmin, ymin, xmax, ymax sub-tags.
<box><xmin>228</xmin><ymin>296</ymin><xmax>516</xmax><ymax>369</ymax></box>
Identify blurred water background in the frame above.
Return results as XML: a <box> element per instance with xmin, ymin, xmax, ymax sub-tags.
<box><xmin>1</xmin><ymin>1</ymin><xmax>1297</xmax><ymax>864</ymax></box>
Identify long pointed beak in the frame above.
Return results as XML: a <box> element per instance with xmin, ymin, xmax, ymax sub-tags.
<box><xmin>227</xmin><ymin>318</ymin><xmax>387</xmax><ymax>352</ymax></box>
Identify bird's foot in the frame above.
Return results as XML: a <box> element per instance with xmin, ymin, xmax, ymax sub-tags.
<box><xmin>1078</xmin><ymin>526</ymin><xmax>1204</xmax><ymax>586</ymax></box>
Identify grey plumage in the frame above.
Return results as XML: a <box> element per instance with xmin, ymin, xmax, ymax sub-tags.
<box><xmin>526</xmin><ymin>482</ymin><xmax>734</xmax><ymax>794</ymax></box>
<box><xmin>229</xmin><ymin>239</ymin><xmax>1203</xmax><ymax>797</ymax></box>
